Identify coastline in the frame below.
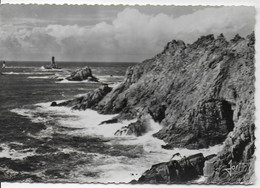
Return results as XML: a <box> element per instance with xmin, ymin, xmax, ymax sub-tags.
<box><xmin>49</xmin><ymin>32</ymin><xmax>255</xmax><ymax>184</ymax></box>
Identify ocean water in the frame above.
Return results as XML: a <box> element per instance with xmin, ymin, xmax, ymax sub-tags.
<box><xmin>0</xmin><ymin>61</ymin><xmax>223</xmax><ymax>183</ymax></box>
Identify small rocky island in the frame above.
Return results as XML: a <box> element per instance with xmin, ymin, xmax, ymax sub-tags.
<box><xmin>52</xmin><ymin>33</ymin><xmax>255</xmax><ymax>184</ymax></box>
<box><xmin>66</xmin><ymin>66</ymin><xmax>99</xmax><ymax>82</ymax></box>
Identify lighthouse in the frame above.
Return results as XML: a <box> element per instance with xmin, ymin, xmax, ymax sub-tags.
<box><xmin>51</xmin><ymin>56</ymin><xmax>55</xmax><ymax>65</ymax></box>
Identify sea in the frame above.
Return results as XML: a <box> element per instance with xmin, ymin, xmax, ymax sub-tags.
<box><xmin>0</xmin><ymin>61</ymin><xmax>223</xmax><ymax>183</ymax></box>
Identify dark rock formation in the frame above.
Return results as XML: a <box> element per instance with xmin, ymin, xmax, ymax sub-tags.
<box><xmin>55</xmin><ymin>84</ymin><xmax>112</xmax><ymax>110</ymax></box>
<box><xmin>160</xmin><ymin>99</ymin><xmax>235</xmax><ymax>149</ymax></box>
<box><xmin>99</xmin><ymin>118</ymin><xmax>118</xmax><ymax>125</ymax></box>
<box><xmin>50</xmin><ymin>102</ymin><xmax>57</xmax><ymax>106</ymax></box>
<box><xmin>136</xmin><ymin>153</ymin><xmax>205</xmax><ymax>184</ymax></box>
<box><xmin>114</xmin><ymin>118</ymin><xmax>149</xmax><ymax>137</ymax></box>
<box><xmin>66</xmin><ymin>66</ymin><xmax>99</xmax><ymax>82</ymax></box>
<box><xmin>57</xmin><ymin>32</ymin><xmax>255</xmax><ymax>183</ymax></box>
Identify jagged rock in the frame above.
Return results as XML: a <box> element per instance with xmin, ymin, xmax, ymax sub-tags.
<box><xmin>231</xmin><ymin>34</ymin><xmax>244</xmax><ymax>43</ymax></box>
<box><xmin>148</xmin><ymin>103</ymin><xmax>167</xmax><ymax>123</ymax></box>
<box><xmin>56</xmin><ymin>78</ymin><xmax>64</xmax><ymax>81</ymax></box>
<box><xmin>99</xmin><ymin>118</ymin><xmax>118</xmax><ymax>125</ymax></box>
<box><xmin>55</xmin><ymin>84</ymin><xmax>112</xmax><ymax>110</ymax></box>
<box><xmin>50</xmin><ymin>102</ymin><xmax>57</xmax><ymax>106</ymax></box>
<box><xmin>114</xmin><ymin>119</ymin><xmax>148</xmax><ymax>137</ymax></box>
<box><xmin>205</xmin><ymin>154</ymin><xmax>217</xmax><ymax>161</ymax></box>
<box><xmin>66</xmin><ymin>66</ymin><xmax>98</xmax><ymax>82</ymax></box>
<box><xmin>156</xmin><ymin>99</ymin><xmax>235</xmax><ymax>149</ymax></box>
<box><xmin>59</xmin><ymin>33</ymin><xmax>255</xmax><ymax>183</ymax></box>
<box><xmin>137</xmin><ymin>153</ymin><xmax>205</xmax><ymax>184</ymax></box>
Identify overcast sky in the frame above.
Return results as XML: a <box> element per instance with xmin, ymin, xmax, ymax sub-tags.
<box><xmin>0</xmin><ymin>5</ymin><xmax>255</xmax><ymax>62</ymax></box>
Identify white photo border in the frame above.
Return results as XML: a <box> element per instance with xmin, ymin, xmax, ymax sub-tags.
<box><xmin>0</xmin><ymin>1</ymin><xmax>259</xmax><ymax>188</ymax></box>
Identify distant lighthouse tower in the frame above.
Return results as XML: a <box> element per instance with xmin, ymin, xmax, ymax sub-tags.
<box><xmin>51</xmin><ymin>56</ymin><xmax>55</xmax><ymax>65</ymax></box>
<box><xmin>43</xmin><ymin>56</ymin><xmax>60</xmax><ymax>69</ymax></box>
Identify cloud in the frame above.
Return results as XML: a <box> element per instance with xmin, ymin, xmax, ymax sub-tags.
<box><xmin>0</xmin><ymin>6</ymin><xmax>255</xmax><ymax>61</ymax></box>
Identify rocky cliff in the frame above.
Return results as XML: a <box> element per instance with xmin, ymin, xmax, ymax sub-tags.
<box><xmin>54</xmin><ymin>32</ymin><xmax>255</xmax><ymax>183</ymax></box>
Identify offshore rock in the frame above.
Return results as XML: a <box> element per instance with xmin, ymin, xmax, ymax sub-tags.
<box><xmin>50</xmin><ymin>102</ymin><xmax>57</xmax><ymax>106</ymax></box>
<box><xmin>66</xmin><ymin>66</ymin><xmax>99</xmax><ymax>82</ymax></box>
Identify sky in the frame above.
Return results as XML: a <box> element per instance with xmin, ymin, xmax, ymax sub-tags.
<box><xmin>0</xmin><ymin>5</ymin><xmax>255</xmax><ymax>62</ymax></box>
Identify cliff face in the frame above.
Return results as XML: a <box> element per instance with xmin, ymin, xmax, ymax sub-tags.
<box><xmin>57</xmin><ymin>32</ymin><xmax>255</xmax><ymax>183</ymax></box>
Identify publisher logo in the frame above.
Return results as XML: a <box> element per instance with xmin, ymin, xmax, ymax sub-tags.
<box><xmin>220</xmin><ymin>160</ymin><xmax>249</xmax><ymax>177</ymax></box>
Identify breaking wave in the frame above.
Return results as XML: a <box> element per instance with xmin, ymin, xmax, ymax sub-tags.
<box><xmin>9</xmin><ymin>101</ymin><xmax>224</xmax><ymax>183</ymax></box>
<box><xmin>4</xmin><ymin>66</ymin><xmax>36</xmax><ymax>69</ymax></box>
<box><xmin>55</xmin><ymin>80</ymin><xmax>98</xmax><ymax>84</ymax></box>
<box><xmin>28</xmin><ymin>76</ymin><xmax>51</xmax><ymax>79</ymax></box>
<box><xmin>0</xmin><ymin>143</ymin><xmax>36</xmax><ymax>160</ymax></box>
<box><xmin>3</xmin><ymin>72</ymin><xmax>54</xmax><ymax>75</ymax></box>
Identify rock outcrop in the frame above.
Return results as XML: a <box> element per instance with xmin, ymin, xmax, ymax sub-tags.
<box><xmin>55</xmin><ymin>32</ymin><xmax>255</xmax><ymax>183</ymax></box>
<box><xmin>56</xmin><ymin>84</ymin><xmax>112</xmax><ymax>110</ymax></box>
<box><xmin>66</xmin><ymin>66</ymin><xmax>98</xmax><ymax>82</ymax></box>
<box><xmin>114</xmin><ymin>118</ymin><xmax>149</xmax><ymax>137</ymax></box>
<box><xmin>135</xmin><ymin>153</ymin><xmax>206</xmax><ymax>184</ymax></box>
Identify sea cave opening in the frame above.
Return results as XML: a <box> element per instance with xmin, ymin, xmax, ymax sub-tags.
<box><xmin>220</xmin><ymin>100</ymin><xmax>235</xmax><ymax>133</ymax></box>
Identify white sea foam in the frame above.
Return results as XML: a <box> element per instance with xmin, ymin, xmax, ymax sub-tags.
<box><xmin>55</xmin><ymin>79</ymin><xmax>98</xmax><ymax>84</ymax></box>
<box><xmin>3</xmin><ymin>72</ymin><xmax>54</xmax><ymax>75</ymax></box>
<box><xmin>108</xmin><ymin>82</ymin><xmax>122</xmax><ymax>88</ymax></box>
<box><xmin>40</xmin><ymin>66</ymin><xmax>64</xmax><ymax>72</ymax></box>
<box><xmin>28</xmin><ymin>76</ymin><xmax>51</xmax><ymax>79</ymax></box>
<box><xmin>86</xmin><ymin>155</ymin><xmax>144</xmax><ymax>183</ymax></box>
<box><xmin>194</xmin><ymin>176</ymin><xmax>208</xmax><ymax>183</ymax></box>
<box><xmin>97</xmin><ymin>75</ymin><xmax>124</xmax><ymax>81</ymax></box>
<box><xmin>12</xmin><ymin>101</ymin><xmax>224</xmax><ymax>159</ymax></box>
<box><xmin>10</xmin><ymin>103</ymin><xmax>225</xmax><ymax>158</ymax></box>
<box><xmin>74</xmin><ymin>93</ymin><xmax>87</xmax><ymax>97</ymax></box>
<box><xmin>5</xmin><ymin>66</ymin><xmax>36</xmax><ymax>69</ymax></box>
<box><xmin>98</xmin><ymin>75</ymin><xmax>124</xmax><ymax>79</ymax></box>
<box><xmin>10</xmin><ymin>108</ymin><xmax>35</xmax><ymax>121</ymax></box>
<box><xmin>34</xmin><ymin>102</ymin><xmax>135</xmax><ymax>138</ymax></box>
<box><xmin>0</xmin><ymin>143</ymin><xmax>36</xmax><ymax>160</ymax></box>
<box><xmin>10</xmin><ymin>108</ymin><xmax>50</xmax><ymax>124</ymax></box>
<box><xmin>10</xmin><ymin>101</ymin><xmax>224</xmax><ymax>183</ymax></box>
<box><xmin>54</xmin><ymin>74</ymin><xmax>124</xmax><ymax>84</ymax></box>
<box><xmin>110</xmin><ymin>118</ymin><xmax>224</xmax><ymax>167</ymax></box>
<box><xmin>68</xmin><ymin>152</ymin><xmax>150</xmax><ymax>183</ymax></box>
